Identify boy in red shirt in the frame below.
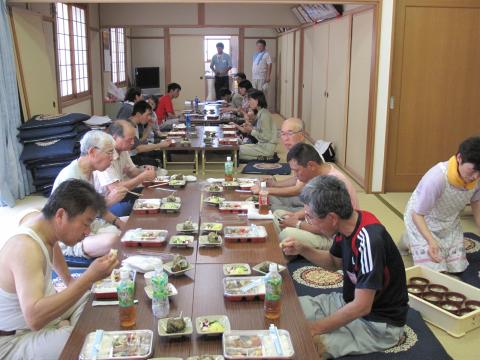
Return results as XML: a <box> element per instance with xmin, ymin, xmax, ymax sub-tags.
<box><xmin>155</xmin><ymin>83</ymin><xmax>181</xmax><ymax>125</ymax></box>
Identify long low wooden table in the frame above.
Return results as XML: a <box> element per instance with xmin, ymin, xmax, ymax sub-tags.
<box><xmin>60</xmin><ymin>183</ymin><xmax>318</xmax><ymax>359</ymax></box>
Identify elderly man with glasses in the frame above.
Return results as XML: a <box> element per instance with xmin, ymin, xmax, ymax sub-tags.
<box><xmin>250</xmin><ymin>118</ymin><xmax>306</xmax><ymax>212</ymax></box>
<box><xmin>281</xmin><ymin>176</ymin><xmax>408</xmax><ymax>359</ymax></box>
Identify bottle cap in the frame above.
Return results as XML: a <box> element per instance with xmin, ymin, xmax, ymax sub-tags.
<box><xmin>120</xmin><ymin>269</ymin><xmax>130</xmax><ymax>280</ymax></box>
<box><xmin>269</xmin><ymin>263</ymin><xmax>278</xmax><ymax>273</ymax></box>
<box><xmin>227</xmin><ymin>156</ymin><xmax>231</xmax><ymax>161</ymax></box>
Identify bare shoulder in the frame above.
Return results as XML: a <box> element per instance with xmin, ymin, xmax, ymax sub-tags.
<box><xmin>3</xmin><ymin>234</ymin><xmax>45</xmax><ymax>266</ymax></box>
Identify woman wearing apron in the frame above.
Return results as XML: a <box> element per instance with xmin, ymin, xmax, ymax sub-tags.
<box><xmin>403</xmin><ymin>137</ymin><xmax>480</xmax><ymax>273</ymax></box>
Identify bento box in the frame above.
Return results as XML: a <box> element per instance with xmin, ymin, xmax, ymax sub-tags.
<box><xmin>160</xmin><ymin>202</ymin><xmax>182</xmax><ymax>213</ymax></box>
<box><xmin>223</xmin><ymin>276</ymin><xmax>265</xmax><ymax>301</ymax></box>
<box><xmin>132</xmin><ymin>199</ymin><xmax>161</xmax><ymax>214</ymax></box>
<box><xmin>91</xmin><ymin>270</ymin><xmax>136</xmax><ymax>300</ymax></box>
<box><xmin>223</xmin><ymin>225</ymin><xmax>267</xmax><ymax>243</ymax></box>
<box><xmin>168</xmin><ymin>131</ymin><xmax>187</xmax><ymax>137</ymax></box>
<box><xmin>221</xmin><ymin>181</ymin><xmax>239</xmax><ymax>189</ymax></box>
<box><xmin>406</xmin><ymin>265</ymin><xmax>480</xmax><ymax>337</ymax></box>
<box><xmin>222</xmin><ymin>330</ymin><xmax>294</xmax><ymax>359</ymax></box>
<box><xmin>218</xmin><ymin>138</ymin><xmax>239</xmax><ymax>145</ymax></box>
<box><xmin>169</xmin><ymin>179</ymin><xmax>187</xmax><ymax>188</ymax></box>
<box><xmin>79</xmin><ymin>329</ymin><xmax>153</xmax><ymax>360</ymax></box>
<box><xmin>121</xmin><ymin>229</ymin><xmax>168</xmax><ymax>247</ymax></box>
<box><xmin>222</xmin><ymin>131</ymin><xmax>237</xmax><ymax>138</ymax></box>
<box><xmin>219</xmin><ymin>201</ymin><xmax>252</xmax><ymax>214</ymax></box>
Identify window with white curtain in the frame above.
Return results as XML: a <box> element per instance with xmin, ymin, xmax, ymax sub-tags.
<box><xmin>110</xmin><ymin>27</ymin><xmax>126</xmax><ymax>85</ymax></box>
<box><xmin>55</xmin><ymin>3</ymin><xmax>90</xmax><ymax>101</ymax></box>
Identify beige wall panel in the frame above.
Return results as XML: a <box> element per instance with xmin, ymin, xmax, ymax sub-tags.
<box><xmin>325</xmin><ymin>15</ymin><xmax>351</xmax><ymax>166</ymax></box>
<box><xmin>28</xmin><ymin>3</ymin><xmax>51</xmax><ymax>16</ymax></box>
<box><xmin>301</xmin><ymin>27</ymin><xmax>314</xmax><ymax>132</ymax></box>
<box><xmin>131</xmin><ymin>38</ymin><xmax>165</xmax><ymax>93</ymax></box>
<box><xmin>90</xmin><ymin>30</ymin><xmax>103</xmax><ymax>115</ymax></box>
<box><xmin>63</xmin><ymin>100</ymin><xmax>91</xmax><ymax>115</ymax></box>
<box><xmin>89</xmin><ymin>3</ymin><xmax>99</xmax><ymax>28</ymax></box>
<box><xmin>11</xmin><ymin>8</ymin><xmax>57</xmax><ymax>118</ymax></box>
<box><xmin>99</xmin><ymin>4</ymin><xmax>197</xmax><ymax>26</ymax></box>
<box><xmin>293</xmin><ymin>30</ymin><xmax>301</xmax><ymax>118</ymax></box>
<box><xmin>244</xmin><ymin>28</ymin><xmax>277</xmax><ymax>38</ymax></box>
<box><xmin>170</xmin><ymin>36</ymin><xmax>205</xmax><ymax>109</ymax></box>
<box><xmin>346</xmin><ymin>10</ymin><xmax>374</xmax><ymax>183</ymax></box>
<box><xmin>285</xmin><ymin>32</ymin><xmax>294</xmax><ymax>118</ymax></box>
<box><xmin>170</xmin><ymin>27</ymin><xmax>239</xmax><ymax>35</ymax></box>
<box><xmin>130</xmin><ymin>28</ymin><xmax>164</xmax><ymax>37</ymax></box>
<box><xmin>205</xmin><ymin>4</ymin><xmax>298</xmax><ymax>26</ymax></box>
<box><xmin>309</xmin><ymin>23</ymin><xmax>329</xmax><ymax>140</ymax></box>
<box><xmin>244</xmin><ymin>38</ymin><xmax>277</xmax><ymax>111</ymax></box>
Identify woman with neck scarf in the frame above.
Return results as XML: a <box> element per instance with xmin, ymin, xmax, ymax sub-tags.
<box><xmin>403</xmin><ymin>136</ymin><xmax>480</xmax><ymax>273</ymax></box>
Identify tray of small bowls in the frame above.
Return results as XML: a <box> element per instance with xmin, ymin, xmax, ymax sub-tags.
<box><xmin>205</xmin><ymin>184</ymin><xmax>224</xmax><ymax>195</ymax></box>
<box><xmin>198</xmin><ymin>232</ymin><xmax>223</xmax><ymax>247</ymax></box>
<box><xmin>158</xmin><ymin>316</ymin><xmax>193</xmax><ymax>338</ymax></box>
<box><xmin>196</xmin><ymin>315</ymin><xmax>231</xmax><ymax>337</ymax></box>
<box><xmin>223</xmin><ymin>225</ymin><xmax>267</xmax><ymax>243</ymax></box>
<box><xmin>223</xmin><ymin>276</ymin><xmax>265</xmax><ymax>302</ymax></box>
<box><xmin>144</xmin><ymin>283</ymin><xmax>178</xmax><ymax>299</ymax></box>
<box><xmin>200</xmin><ymin>222</ymin><xmax>223</xmax><ymax>234</ymax></box>
<box><xmin>169</xmin><ymin>235</ymin><xmax>194</xmax><ymax>248</ymax></box>
<box><xmin>121</xmin><ymin>229</ymin><xmax>168</xmax><ymax>247</ymax></box>
<box><xmin>133</xmin><ymin>199</ymin><xmax>161</xmax><ymax>214</ymax></box>
<box><xmin>252</xmin><ymin>261</ymin><xmax>287</xmax><ymax>275</ymax></box>
<box><xmin>176</xmin><ymin>219</ymin><xmax>199</xmax><ymax>234</ymax></box>
<box><xmin>160</xmin><ymin>202</ymin><xmax>181</xmax><ymax>213</ymax></box>
<box><xmin>204</xmin><ymin>195</ymin><xmax>225</xmax><ymax>207</ymax></box>
<box><xmin>222</xmin><ymin>329</ymin><xmax>295</xmax><ymax>359</ymax></box>
<box><xmin>218</xmin><ymin>138</ymin><xmax>239</xmax><ymax>145</ymax></box>
<box><xmin>406</xmin><ymin>265</ymin><xmax>480</xmax><ymax>337</ymax></box>
<box><xmin>91</xmin><ymin>269</ymin><xmax>136</xmax><ymax>300</ymax></box>
<box><xmin>223</xmin><ymin>264</ymin><xmax>251</xmax><ymax>276</ymax></box>
<box><xmin>219</xmin><ymin>201</ymin><xmax>252</xmax><ymax>214</ymax></box>
<box><xmin>164</xmin><ymin>255</ymin><xmax>194</xmax><ymax>276</ymax></box>
<box><xmin>79</xmin><ymin>329</ymin><xmax>153</xmax><ymax>360</ymax></box>
<box><xmin>221</xmin><ymin>181</ymin><xmax>239</xmax><ymax>189</ymax></box>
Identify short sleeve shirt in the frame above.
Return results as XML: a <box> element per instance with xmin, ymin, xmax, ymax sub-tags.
<box><xmin>330</xmin><ymin>211</ymin><xmax>409</xmax><ymax>326</ymax></box>
<box><xmin>93</xmin><ymin>150</ymin><xmax>136</xmax><ymax>196</ymax></box>
<box><xmin>252</xmin><ymin>51</ymin><xmax>272</xmax><ymax>80</ymax></box>
<box><xmin>52</xmin><ymin>159</ymin><xmax>91</xmax><ymax>191</ymax></box>
<box><xmin>155</xmin><ymin>95</ymin><xmax>174</xmax><ymax>124</ymax></box>
<box><xmin>211</xmin><ymin>53</ymin><xmax>232</xmax><ymax>74</ymax></box>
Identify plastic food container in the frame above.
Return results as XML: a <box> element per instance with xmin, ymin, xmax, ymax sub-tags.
<box><xmin>205</xmin><ymin>185</ymin><xmax>224</xmax><ymax>194</ymax></box>
<box><xmin>160</xmin><ymin>202</ymin><xmax>181</xmax><ymax>213</ymax></box>
<box><xmin>222</xmin><ymin>131</ymin><xmax>237</xmax><ymax>137</ymax></box>
<box><xmin>427</xmin><ymin>284</ymin><xmax>449</xmax><ymax>294</ymax></box>
<box><xmin>132</xmin><ymin>199</ymin><xmax>161</xmax><ymax>214</ymax></box>
<box><xmin>198</xmin><ymin>234</ymin><xmax>223</xmax><ymax>247</ymax></box>
<box><xmin>407</xmin><ymin>284</ymin><xmax>425</xmax><ymax>295</ymax></box>
<box><xmin>219</xmin><ymin>202</ymin><xmax>252</xmax><ymax>214</ymax></box>
<box><xmin>406</xmin><ymin>265</ymin><xmax>480</xmax><ymax>337</ymax></box>
<box><xmin>221</xmin><ymin>181</ymin><xmax>239</xmax><ymax>189</ymax></box>
<box><xmin>409</xmin><ymin>276</ymin><xmax>430</xmax><ymax>286</ymax></box>
<box><xmin>169</xmin><ymin>180</ymin><xmax>187</xmax><ymax>188</ymax></box>
<box><xmin>218</xmin><ymin>138</ymin><xmax>239</xmax><ymax>145</ymax></box>
<box><xmin>121</xmin><ymin>229</ymin><xmax>168</xmax><ymax>247</ymax></box>
<box><xmin>223</xmin><ymin>277</ymin><xmax>265</xmax><ymax>301</ymax></box>
<box><xmin>79</xmin><ymin>329</ymin><xmax>153</xmax><ymax>359</ymax></box>
<box><xmin>91</xmin><ymin>270</ymin><xmax>136</xmax><ymax>300</ymax></box>
<box><xmin>223</xmin><ymin>330</ymin><xmax>295</xmax><ymax>359</ymax></box>
<box><xmin>200</xmin><ymin>223</ymin><xmax>223</xmax><ymax>233</ymax></box>
<box><xmin>223</xmin><ymin>226</ymin><xmax>267</xmax><ymax>243</ymax></box>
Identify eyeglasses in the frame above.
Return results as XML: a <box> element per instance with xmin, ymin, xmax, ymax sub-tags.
<box><xmin>280</xmin><ymin>130</ymin><xmax>303</xmax><ymax>137</ymax></box>
<box><xmin>95</xmin><ymin>147</ymin><xmax>114</xmax><ymax>156</ymax></box>
<box><xmin>304</xmin><ymin>212</ymin><xmax>314</xmax><ymax>225</ymax></box>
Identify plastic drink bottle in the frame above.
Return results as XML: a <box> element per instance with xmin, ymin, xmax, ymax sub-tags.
<box><xmin>117</xmin><ymin>269</ymin><xmax>136</xmax><ymax>328</ymax></box>
<box><xmin>224</xmin><ymin>156</ymin><xmax>234</xmax><ymax>181</ymax></box>
<box><xmin>151</xmin><ymin>264</ymin><xmax>170</xmax><ymax>318</ymax></box>
<box><xmin>194</xmin><ymin>96</ymin><xmax>199</xmax><ymax>113</ymax></box>
<box><xmin>185</xmin><ymin>113</ymin><xmax>191</xmax><ymax>129</ymax></box>
<box><xmin>258</xmin><ymin>181</ymin><xmax>269</xmax><ymax>215</ymax></box>
<box><xmin>264</xmin><ymin>263</ymin><xmax>282</xmax><ymax>319</ymax></box>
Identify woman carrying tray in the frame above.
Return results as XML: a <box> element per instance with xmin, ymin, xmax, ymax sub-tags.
<box><xmin>402</xmin><ymin>136</ymin><xmax>480</xmax><ymax>273</ymax></box>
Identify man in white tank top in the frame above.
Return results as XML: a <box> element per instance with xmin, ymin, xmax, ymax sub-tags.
<box><xmin>0</xmin><ymin>180</ymin><xmax>119</xmax><ymax>360</ymax></box>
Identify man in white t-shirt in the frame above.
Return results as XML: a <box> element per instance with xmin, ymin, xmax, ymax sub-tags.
<box><xmin>95</xmin><ymin>120</ymin><xmax>156</xmax><ymax>217</ymax></box>
<box><xmin>251</xmin><ymin>39</ymin><xmax>273</xmax><ymax>98</ymax></box>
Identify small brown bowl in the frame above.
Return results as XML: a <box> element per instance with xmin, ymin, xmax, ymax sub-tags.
<box><xmin>465</xmin><ymin>300</ymin><xmax>480</xmax><ymax>312</ymax></box>
<box><xmin>457</xmin><ymin>308</ymin><xmax>472</xmax><ymax>317</ymax></box>
<box><xmin>407</xmin><ymin>284</ymin><xmax>425</xmax><ymax>296</ymax></box>
<box><xmin>445</xmin><ymin>292</ymin><xmax>466</xmax><ymax>305</ymax></box>
<box><xmin>422</xmin><ymin>291</ymin><xmax>444</xmax><ymax>305</ymax></box>
<box><xmin>409</xmin><ymin>277</ymin><xmax>430</xmax><ymax>286</ymax></box>
<box><xmin>427</xmin><ymin>284</ymin><xmax>449</xmax><ymax>294</ymax></box>
<box><xmin>439</xmin><ymin>301</ymin><xmax>461</xmax><ymax>315</ymax></box>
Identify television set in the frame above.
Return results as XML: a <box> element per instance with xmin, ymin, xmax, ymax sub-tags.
<box><xmin>135</xmin><ymin>67</ymin><xmax>160</xmax><ymax>89</ymax></box>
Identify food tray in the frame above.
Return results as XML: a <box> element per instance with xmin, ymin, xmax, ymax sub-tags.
<box><xmin>220</xmin><ymin>124</ymin><xmax>236</xmax><ymax>130</ymax></box>
<box><xmin>196</xmin><ymin>315</ymin><xmax>231</xmax><ymax>336</ymax></box>
<box><xmin>205</xmin><ymin>185</ymin><xmax>224</xmax><ymax>194</ymax></box>
<box><xmin>219</xmin><ymin>202</ymin><xmax>252</xmax><ymax>214</ymax></box>
<box><xmin>133</xmin><ymin>199</ymin><xmax>161</xmax><ymax>214</ymax></box>
<box><xmin>223</xmin><ymin>277</ymin><xmax>265</xmax><ymax>301</ymax></box>
<box><xmin>91</xmin><ymin>270</ymin><xmax>136</xmax><ymax>300</ymax></box>
<box><xmin>223</xmin><ymin>226</ymin><xmax>267</xmax><ymax>242</ymax></box>
<box><xmin>160</xmin><ymin>202</ymin><xmax>181</xmax><ymax>213</ymax></box>
<box><xmin>143</xmin><ymin>177</ymin><xmax>169</xmax><ymax>187</ymax></box>
<box><xmin>164</xmin><ymin>260</ymin><xmax>194</xmax><ymax>276</ymax></box>
<box><xmin>79</xmin><ymin>329</ymin><xmax>154</xmax><ymax>360</ymax></box>
<box><xmin>200</xmin><ymin>223</ymin><xmax>223</xmax><ymax>233</ymax></box>
<box><xmin>187</xmin><ymin>356</ymin><xmax>224</xmax><ymax>360</ymax></box>
<box><xmin>223</xmin><ymin>330</ymin><xmax>294</xmax><ymax>359</ymax></box>
<box><xmin>218</xmin><ymin>138</ymin><xmax>239</xmax><ymax>145</ymax></box>
<box><xmin>221</xmin><ymin>181</ymin><xmax>239</xmax><ymax>189</ymax></box>
<box><xmin>252</xmin><ymin>261</ymin><xmax>287</xmax><ymax>275</ymax></box>
<box><xmin>222</xmin><ymin>131</ymin><xmax>237</xmax><ymax>137</ymax></box>
<box><xmin>406</xmin><ymin>265</ymin><xmax>480</xmax><ymax>337</ymax></box>
<box><xmin>121</xmin><ymin>229</ymin><xmax>168</xmax><ymax>247</ymax></box>
<box><xmin>204</xmin><ymin>196</ymin><xmax>225</xmax><ymax>206</ymax></box>
<box><xmin>169</xmin><ymin>235</ymin><xmax>194</xmax><ymax>247</ymax></box>
<box><xmin>223</xmin><ymin>264</ymin><xmax>251</xmax><ymax>276</ymax></box>
<box><xmin>176</xmin><ymin>222</ymin><xmax>199</xmax><ymax>234</ymax></box>
<box><xmin>161</xmin><ymin>196</ymin><xmax>181</xmax><ymax>204</ymax></box>
<box><xmin>158</xmin><ymin>317</ymin><xmax>193</xmax><ymax>338</ymax></box>
<box><xmin>198</xmin><ymin>234</ymin><xmax>223</xmax><ymax>247</ymax></box>
<box><xmin>168</xmin><ymin>131</ymin><xmax>187</xmax><ymax>137</ymax></box>
<box><xmin>169</xmin><ymin>180</ymin><xmax>187</xmax><ymax>188</ymax></box>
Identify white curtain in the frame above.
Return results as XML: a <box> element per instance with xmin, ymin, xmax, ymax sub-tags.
<box><xmin>0</xmin><ymin>0</ymin><xmax>32</xmax><ymax>206</ymax></box>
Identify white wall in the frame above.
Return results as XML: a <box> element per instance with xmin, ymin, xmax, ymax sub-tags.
<box><xmin>205</xmin><ymin>4</ymin><xmax>298</xmax><ymax>26</ymax></box>
<box><xmin>130</xmin><ymin>35</ymin><xmax>165</xmax><ymax>93</ymax></box>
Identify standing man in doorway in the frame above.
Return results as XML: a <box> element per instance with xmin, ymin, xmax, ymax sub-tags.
<box><xmin>210</xmin><ymin>42</ymin><xmax>232</xmax><ymax>100</ymax></box>
<box><xmin>252</xmin><ymin>39</ymin><xmax>273</xmax><ymax>99</ymax></box>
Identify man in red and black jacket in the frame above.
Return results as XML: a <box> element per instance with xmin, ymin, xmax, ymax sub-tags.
<box><xmin>282</xmin><ymin>175</ymin><xmax>408</xmax><ymax>359</ymax></box>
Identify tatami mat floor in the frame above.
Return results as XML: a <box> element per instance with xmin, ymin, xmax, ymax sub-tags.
<box><xmin>0</xmin><ymin>114</ymin><xmax>478</xmax><ymax>358</ymax></box>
